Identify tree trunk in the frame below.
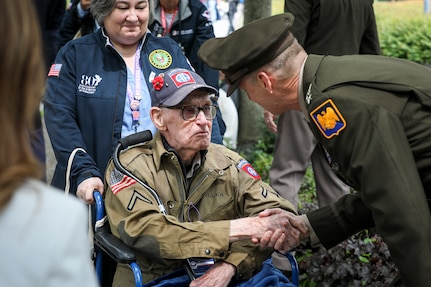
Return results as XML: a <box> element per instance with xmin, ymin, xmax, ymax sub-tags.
<box><xmin>237</xmin><ymin>0</ymin><xmax>272</xmax><ymax>152</ymax></box>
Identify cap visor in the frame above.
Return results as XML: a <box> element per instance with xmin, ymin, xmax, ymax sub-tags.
<box><xmin>226</xmin><ymin>80</ymin><xmax>240</xmax><ymax>97</ymax></box>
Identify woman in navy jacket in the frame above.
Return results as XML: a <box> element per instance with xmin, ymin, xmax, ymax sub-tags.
<box><xmin>44</xmin><ymin>0</ymin><xmax>214</xmax><ymax>203</ymax></box>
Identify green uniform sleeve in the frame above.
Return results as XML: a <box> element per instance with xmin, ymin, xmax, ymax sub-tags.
<box><xmin>308</xmin><ymin>93</ymin><xmax>431</xmax><ymax>284</ymax></box>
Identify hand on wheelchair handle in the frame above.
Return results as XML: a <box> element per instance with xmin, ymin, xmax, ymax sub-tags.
<box><xmin>77</xmin><ymin>177</ymin><xmax>104</xmax><ymax>204</ymax></box>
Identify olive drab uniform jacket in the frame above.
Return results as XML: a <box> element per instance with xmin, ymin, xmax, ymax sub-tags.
<box><xmin>300</xmin><ymin>54</ymin><xmax>431</xmax><ymax>286</ymax></box>
<box><xmin>104</xmin><ymin>132</ymin><xmax>296</xmax><ymax>285</ymax></box>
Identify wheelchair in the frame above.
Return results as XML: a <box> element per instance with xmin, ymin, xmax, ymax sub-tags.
<box><xmin>92</xmin><ymin>131</ymin><xmax>300</xmax><ymax>287</ymax></box>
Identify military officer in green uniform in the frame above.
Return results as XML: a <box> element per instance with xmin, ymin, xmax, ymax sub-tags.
<box><xmin>198</xmin><ymin>13</ymin><xmax>431</xmax><ymax>287</ymax></box>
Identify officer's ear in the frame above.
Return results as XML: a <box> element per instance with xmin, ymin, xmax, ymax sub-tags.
<box><xmin>150</xmin><ymin>107</ymin><xmax>166</xmax><ymax>130</ymax></box>
<box><xmin>256</xmin><ymin>71</ymin><xmax>273</xmax><ymax>94</ymax></box>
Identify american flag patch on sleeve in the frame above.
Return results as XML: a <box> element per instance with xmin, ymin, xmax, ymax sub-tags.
<box><xmin>48</xmin><ymin>64</ymin><xmax>62</xmax><ymax>77</ymax></box>
<box><xmin>110</xmin><ymin>169</ymin><xmax>137</xmax><ymax>195</ymax></box>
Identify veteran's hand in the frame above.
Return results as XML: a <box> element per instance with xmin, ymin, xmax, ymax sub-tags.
<box><xmin>190</xmin><ymin>261</ymin><xmax>235</xmax><ymax>287</ymax></box>
<box><xmin>264</xmin><ymin>110</ymin><xmax>278</xmax><ymax>133</ymax></box>
<box><xmin>259</xmin><ymin>208</ymin><xmax>309</xmax><ymax>238</ymax></box>
<box><xmin>76</xmin><ymin>177</ymin><xmax>104</xmax><ymax>204</ymax></box>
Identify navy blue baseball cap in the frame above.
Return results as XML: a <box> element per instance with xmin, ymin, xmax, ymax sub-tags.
<box><xmin>151</xmin><ymin>68</ymin><xmax>218</xmax><ymax>107</ymax></box>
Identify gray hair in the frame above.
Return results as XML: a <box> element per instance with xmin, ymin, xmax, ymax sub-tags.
<box><xmin>265</xmin><ymin>38</ymin><xmax>303</xmax><ymax>80</ymax></box>
<box><xmin>243</xmin><ymin>37</ymin><xmax>303</xmax><ymax>84</ymax></box>
<box><xmin>90</xmin><ymin>0</ymin><xmax>152</xmax><ymax>27</ymax></box>
<box><xmin>90</xmin><ymin>0</ymin><xmax>115</xmax><ymax>27</ymax></box>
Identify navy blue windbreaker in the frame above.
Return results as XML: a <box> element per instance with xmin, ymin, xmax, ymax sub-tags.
<box><xmin>44</xmin><ymin>29</ymin><xmax>196</xmax><ymax>194</ymax></box>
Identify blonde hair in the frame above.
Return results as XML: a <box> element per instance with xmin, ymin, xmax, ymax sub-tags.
<box><xmin>0</xmin><ymin>0</ymin><xmax>44</xmax><ymax>208</ymax></box>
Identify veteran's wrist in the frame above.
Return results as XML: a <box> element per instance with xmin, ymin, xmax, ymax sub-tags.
<box><xmin>229</xmin><ymin>217</ymin><xmax>257</xmax><ymax>242</ymax></box>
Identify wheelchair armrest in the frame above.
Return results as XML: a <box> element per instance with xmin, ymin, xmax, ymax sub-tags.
<box><xmin>94</xmin><ymin>223</ymin><xmax>137</xmax><ymax>265</ymax></box>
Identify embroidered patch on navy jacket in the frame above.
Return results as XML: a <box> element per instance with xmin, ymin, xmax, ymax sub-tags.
<box><xmin>310</xmin><ymin>99</ymin><xmax>346</xmax><ymax>139</ymax></box>
<box><xmin>149</xmin><ymin>49</ymin><xmax>172</xmax><ymax>69</ymax></box>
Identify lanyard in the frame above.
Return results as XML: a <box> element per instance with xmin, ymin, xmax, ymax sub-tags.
<box><xmin>160</xmin><ymin>6</ymin><xmax>178</xmax><ymax>36</ymax></box>
<box><xmin>126</xmin><ymin>44</ymin><xmax>143</xmax><ymax>131</ymax></box>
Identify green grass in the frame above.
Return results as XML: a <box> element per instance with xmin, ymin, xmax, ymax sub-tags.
<box><xmin>374</xmin><ymin>0</ymin><xmax>424</xmax><ymax>19</ymax></box>
<box><xmin>273</xmin><ymin>0</ymin><xmax>426</xmax><ymax>19</ymax></box>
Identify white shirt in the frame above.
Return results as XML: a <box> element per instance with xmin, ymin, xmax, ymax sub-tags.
<box><xmin>0</xmin><ymin>179</ymin><xmax>99</xmax><ymax>287</ymax></box>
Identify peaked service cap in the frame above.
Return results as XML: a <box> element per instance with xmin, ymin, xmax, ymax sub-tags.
<box><xmin>151</xmin><ymin>68</ymin><xmax>218</xmax><ymax>107</ymax></box>
<box><xmin>198</xmin><ymin>13</ymin><xmax>295</xmax><ymax>96</ymax></box>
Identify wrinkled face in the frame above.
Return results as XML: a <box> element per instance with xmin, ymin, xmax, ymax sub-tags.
<box><xmin>160</xmin><ymin>91</ymin><xmax>213</xmax><ymax>154</ymax></box>
<box><xmin>104</xmin><ymin>0</ymin><xmax>149</xmax><ymax>46</ymax></box>
<box><xmin>238</xmin><ymin>73</ymin><xmax>299</xmax><ymax>115</ymax></box>
<box><xmin>238</xmin><ymin>78</ymin><xmax>282</xmax><ymax>113</ymax></box>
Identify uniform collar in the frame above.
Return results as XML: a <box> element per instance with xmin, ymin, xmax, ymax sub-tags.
<box><xmin>300</xmin><ymin>55</ymin><xmax>325</xmax><ymax>122</ymax></box>
<box><xmin>298</xmin><ymin>56</ymin><xmax>309</xmax><ymax>122</ymax></box>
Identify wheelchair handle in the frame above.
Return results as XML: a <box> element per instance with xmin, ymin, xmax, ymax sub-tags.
<box><xmin>118</xmin><ymin>130</ymin><xmax>152</xmax><ymax>150</ymax></box>
<box><xmin>113</xmin><ymin>131</ymin><xmax>167</xmax><ymax>215</ymax></box>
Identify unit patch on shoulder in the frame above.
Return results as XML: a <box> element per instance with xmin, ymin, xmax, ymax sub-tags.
<box><xmin>310</xmin><ymin>99</ymin><xmax>346</xmax><ymax>139</ymax></box>
<box><xmin>149</xmin><ymin>49</ymin><xmax>172</xmax><ymax>69</ymax></box>
<box><xmin>237</xmin><ymin>159</ymin><xmax>261</xmax><ymax>180</ymax></box>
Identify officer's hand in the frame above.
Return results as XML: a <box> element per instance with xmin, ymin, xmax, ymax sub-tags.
<box><xmin>190</xmin><ymin>261</ymin><xmax>235</xmax><ymax>287</ymax></box>
<box><xmin>264</xmin><ymin>110</ymin><xmax>278</xmax><ymax>133</ymax></box>
<box><xmin>76</xmin><ymin>177</ymin><xmax>104</xmax><ymax>204</ymax></box>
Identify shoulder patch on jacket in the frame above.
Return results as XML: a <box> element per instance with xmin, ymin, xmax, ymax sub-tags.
<box><xmin>48</xmin><ymin>64</ymin><xmax>62</xmax><ymax>77</ymax></box>
<box><xmin>310</xmin><ymin>99</ymin><xmax>346</xmax><ymax>139</ymax></box>
<box><xmin>110</xmin><ymin>169</ymin><xmax>137</xmax><ymax>195</ymax></box>
<box><xmin>237</xmin><ymin>159</ymin><xmax>261</xmax><ymax>180</ymax></box>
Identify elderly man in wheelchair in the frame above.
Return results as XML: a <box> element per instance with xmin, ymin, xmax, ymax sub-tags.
<box><xmin>101</xmin><ymin>68</ymin><xmax>306</xmax><ymax>287</ymax></box>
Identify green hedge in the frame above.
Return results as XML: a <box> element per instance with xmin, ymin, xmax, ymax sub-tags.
<box><xmin>377</xmin><ymin>14</ymin><xmax>431</xmax><ymax>64</ymax></box>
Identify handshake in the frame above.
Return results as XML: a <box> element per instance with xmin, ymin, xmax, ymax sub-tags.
<box><xmin>229</xmin><ymin>208</ymin><xmax>310</xmax><ymax>253</ymax></box>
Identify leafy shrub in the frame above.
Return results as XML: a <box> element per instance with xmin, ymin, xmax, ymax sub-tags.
<box><xmin>295</xmin><ymin>230</ymin><xmax>398</xmax><ymax>287</ymax></box>
<box><xmin>240</xmin><ymin>120</ymin><xmax>275</xmax><ymax>182</ymax></box>
<box><xmin>378</xmin><ymin>17</ymin><xmax>431</xmax><ymax>63</ymax></box>
<box><xmin>375</xmin><ymin>1</ymin><xmax>431</xmax><ymax>64</ymax></box>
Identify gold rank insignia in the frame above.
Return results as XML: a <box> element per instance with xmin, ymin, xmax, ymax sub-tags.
<box><xmin>310</xmin><ymin>99</ymin><xmax>346</xmax><ymax>139</ymax></box>
<box><xmin>149</xmin><ymin>49</ymin><xmax>172</xmax><ymax>69</ymax></box>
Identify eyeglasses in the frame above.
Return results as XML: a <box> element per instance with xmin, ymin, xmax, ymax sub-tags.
<box><xmin>161</xmin><ymin>105</ymin><xmax>217</xmax><ymax>121</ymax></box>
